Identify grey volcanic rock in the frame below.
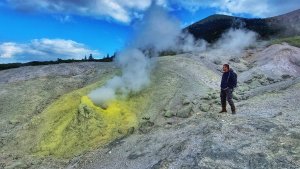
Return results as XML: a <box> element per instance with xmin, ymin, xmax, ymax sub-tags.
<box><xmin>176</xmin><ymin>105</ymin><xmax>192</xmax><ymax>118</ymax></box>
<box><xmin>239</xmin><ymin>43</ymin><xmax>300</xmax><ymax>82</ymax></box>
<box><xmin>0</xmin><ymin>62</ymin><xmax>116</xmax><ymax>84</ymax></box>
<box><xmin>70</xmin><ymin>45</ymin><xmax>300</xmax><ymax>169</ymax></box>
<box><xmin>1</xmin><ymin>44</ymin><xmax>300</xmax><ymax>169</ymax></box>
<box><xmin>0</xmin><ymin>62</ymin><xmax>118</xmax><ymax>168</ymax></box>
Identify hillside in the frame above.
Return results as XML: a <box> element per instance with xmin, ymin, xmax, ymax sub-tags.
<box><xmin>185</xmin><ymin>9</ymin><xmax>300</xmax><ymax>42</ymax></box>
<box><xmin>1</xmin><ymin>42</ymin><xmax>300</xmax><ymax>168</ymax></box>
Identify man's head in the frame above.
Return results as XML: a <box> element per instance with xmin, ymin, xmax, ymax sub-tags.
<box><xmin>223</xmin><ymin>64</ymin><xmax>230</xmax><ymax>72</ymax></box>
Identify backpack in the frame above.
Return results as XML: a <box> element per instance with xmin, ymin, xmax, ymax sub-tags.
<box><xmin>231</xmin><ymin>71</ymin><xmax>237</xmax><ymax>88</ymax></box>
<box><xmin>227</xmin><ymin>70</ymin><xmax>238</xmax><ymax>88</ymax></box>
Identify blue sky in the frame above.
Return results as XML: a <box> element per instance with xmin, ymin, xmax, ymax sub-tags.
<box><xmin>0</xmin><ymin>0</ymin><xmax>299</xmax><ymax>63</ymax></box>
<box><xmin>0</xmin><ymin>7</ymin><xmax>131</xmax><ymax>52</ymax></box>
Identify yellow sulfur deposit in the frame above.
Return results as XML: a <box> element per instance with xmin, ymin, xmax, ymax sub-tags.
<box><xmin>23</xmin><ymin>81</ymin><xmax>148</xmax><ymax>158</ymax></box>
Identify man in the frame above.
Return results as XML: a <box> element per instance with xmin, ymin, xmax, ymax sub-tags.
<box><xmin>219</xmin><ymin>64</ymin><xmax>236</xmax><ymax>114</ymax></box>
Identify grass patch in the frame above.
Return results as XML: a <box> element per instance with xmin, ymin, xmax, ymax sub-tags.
<box><xmin>271</xmin><ymin>36</ymin><xmax>300</xmax><ymax>47</ymax></box>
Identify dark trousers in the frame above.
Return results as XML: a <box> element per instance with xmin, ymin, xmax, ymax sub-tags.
<box><xmin>220</xmin><ymin>88</ymin><xmax>235</xmax><ymax>111</ymax></box>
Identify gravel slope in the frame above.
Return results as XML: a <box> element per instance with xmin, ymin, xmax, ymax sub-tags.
<box><xmin>69</xmin><ymin>46</ymin><xmax>300</xmax><ymax>169</ymax></box>
<box><xmin>0</xmin><ymin>44</ymin><xmax>299</xmax><ymax>169</ymax></box>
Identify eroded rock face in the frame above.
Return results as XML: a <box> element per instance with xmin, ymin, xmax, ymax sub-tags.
<box><xmin>239</xmin><ymin>43</ymin><xmax>300</xmax><ymax>82</ymax></box>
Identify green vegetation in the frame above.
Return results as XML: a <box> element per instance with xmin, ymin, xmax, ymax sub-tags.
<box><xmin>0</xmin><ymin>54</ymin><xmax>115</xmax><ymax>71</ymax></box>
<box><xmin>271</xmin><ymin>36</ymin><xmax>300</xmax><ymax>47</ymax></box>
<box><xmin>159</xmin><ymin>50</ymin><xmax>178</xmax><ymax>56</ymax></box>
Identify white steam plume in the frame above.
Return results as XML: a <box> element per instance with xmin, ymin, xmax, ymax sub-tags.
<box><xmin>206</xmin><ymin>28</ymin><xmax>258</xmax><ymax>62</ymax></box>
<box><xmin>180</xmin><ymin>32</ymin><xmax>207</xmax><ymax>52</ymax></box>
<box><xmin>88</xmin><ymin>5</ymin><xmax>204</xmax><ymax>105</ymax></box>
<box><xmin>131</xmin><ymin>6</ymin><xmax>181</xmax><ymax>51</ymax></box>
<box><xmin>214</xmin><ymin>28</ymin><xmax>258</xmax><ymax>54</ymax></box>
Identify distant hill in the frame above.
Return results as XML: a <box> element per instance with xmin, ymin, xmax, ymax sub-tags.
<box><xmin>0</xmin><ymin>56</ymin><xmax>114</xmax><ymax>71</ymax></box>
<box><xmin>185</xmin><ymin>9</ymin><xmax>300</xmax><ymax>43</ymax></box>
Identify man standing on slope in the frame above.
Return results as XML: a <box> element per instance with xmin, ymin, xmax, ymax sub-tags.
<box><xmin>219</xmin><ymin>64</ymin><xmax>237</xmax><ymax>114</ymax></box>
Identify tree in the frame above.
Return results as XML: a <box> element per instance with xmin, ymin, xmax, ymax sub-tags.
<box><xmin>88</xmin><ymin>54</ymin><xmax>94</xmax><ymax>61</ymax></box>
<box><xmin>57</xmin><ymin>58</ymin><xmax>62</xmax><ymax>62</ymax></box>
<box><xmin>112</xmin><ymin>52</ymin><xmax>117</xmax><ymax>59</ymax></box>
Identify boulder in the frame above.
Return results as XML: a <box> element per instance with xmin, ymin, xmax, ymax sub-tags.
<box><xmin>176</xmin><ymin>105</ymin><xmax>192</xmax><ymax>118</ymax></box>
<box><xmin>163</xmin><ymin>111</ymin><xmax>174</xmax><ymax>118</ymax></box>
<box><xmin>139</xmin><ymin>121</ymin><xmax>154</xmax><ymax>134</ymax></box>
<box><xmin>199</xmin><ymin>103</ymin><xmax>210</xmax><ymax>112</ymax></box>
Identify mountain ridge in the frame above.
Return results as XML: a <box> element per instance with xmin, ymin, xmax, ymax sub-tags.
<box><xmin>185</xmin><ymin>9</ymin><xmax>300</xmax><ymax>43</ymax></box>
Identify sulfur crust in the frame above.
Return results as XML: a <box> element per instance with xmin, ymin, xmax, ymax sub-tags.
<box><xmin>24</xmin><ymin>81</ymin><xmax>148</xmax><ymax>158</ymax></box>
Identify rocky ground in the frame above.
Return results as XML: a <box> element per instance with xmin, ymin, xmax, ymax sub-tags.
<box><xmin>0</xmin><ymin>43</ymin><xmax>299</xmax><ymax>169</ymax></box>
<box><xmin>0</xmin><ymin>62</ymin><xmax>118</xmax><ymax>168</ymax></box>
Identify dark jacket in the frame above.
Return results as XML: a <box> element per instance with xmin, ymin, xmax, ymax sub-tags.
<box><xmin>221</xmin><ymin>68</ymin><xmax>235</xmax><ymax>89</ymax></box>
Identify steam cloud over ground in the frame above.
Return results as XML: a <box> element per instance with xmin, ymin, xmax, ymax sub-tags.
<box><xmin>88</xmin><ymin>5</ymin><xmax>207</xmax><ymax>105</ymax></box>
<box><xmin>88</xmin><ymin>6</ymin><xmax>258</xmax><ymax>105</ymax></box>
<box><xmin>214</xmin><ymin>28</ymin><xmax>257</xmax><ymax>54</ymax></box>
<box><xmin>207</xmin><ymin>28</ymin><xmax>258</xmax><ymax>61</ymax></box>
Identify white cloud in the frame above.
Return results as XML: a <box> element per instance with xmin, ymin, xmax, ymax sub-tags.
<box><xmin>167</xmin><ymin>0</ymin><xmax>211</xmax><ymax>12</ymax></box>
<box><xmin>6</xmin><ymin>0</ymin><xmax>300</xmax><ymax>23</ymax></box>
<box><xmin>0</xmin><ymin>42</ymin><xmax>24</xmax><ymax>58</ymax></box>
<box><xmin>214</xmin><ymin>0</ymin><xmax>270</xmax><ymax>17</ymax></box>
<box><xmin>7</xmin><ymin>0</ymin><xmax>153</xmax><ymax>23</ymax></box>
<box><xmin>173</xmin><ymin>0</ymin><xmax>300</xmax><ymax>18</ymax></box>
<box><xmin>216</xmin><ymin>11</ymin><xmax>233</xmax><ymax>16</ymax></box>
<box><xmin>156</xmin><ymin>0</ymin><xmax>168</xmax><ymax>7</ymax></box>
<box><xmin>0</xmin><ymin>39</ymin><xmax>100</xmax><ymax>62</ymax></box>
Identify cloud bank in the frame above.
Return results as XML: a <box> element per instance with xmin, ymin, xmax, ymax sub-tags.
<box><xmin>6</xmin><ymin>0</ymin><xmax>153</xmax><ymax>23</ymax></box>
<box><xmin>0</xmin><ymin>39</ymin><xmax>100</xmax><ymax>63</ymax></box>
<box><xmin>164</xmin><ymin>0</ymin><xmax>300</xmax><ymax>18</ymax></box>
<box><xmin>6</xmin><ymin>0</ymin><xmax>300</xmax><ymax>23</ymax></box>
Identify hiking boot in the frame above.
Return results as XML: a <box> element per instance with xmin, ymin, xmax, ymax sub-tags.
<box><xmin>231</xmin><ymin>107</ymin><xmax>236</xmax><ymax>114</ymax></box>
<box><xmin>219</xmin><ymin>106</ymin><xmax>227</xmax><ymax>113</ymax></box>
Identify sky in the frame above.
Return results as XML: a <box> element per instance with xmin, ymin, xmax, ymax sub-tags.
<box><xmin>0</xmin><ymin>0</ymin><xmax>300</xmax><ymax>63</ymax></box>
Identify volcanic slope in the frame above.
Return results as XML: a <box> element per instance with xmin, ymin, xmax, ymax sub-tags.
<box><xmin>69</xmin><ymin>44</ymin><xmax>300</xmax><ymax>169</ymax></box>
<box><xmin>0</xmin><ymin>43</ymin><xmax>300</xmax><ymax>169</ymax></box>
